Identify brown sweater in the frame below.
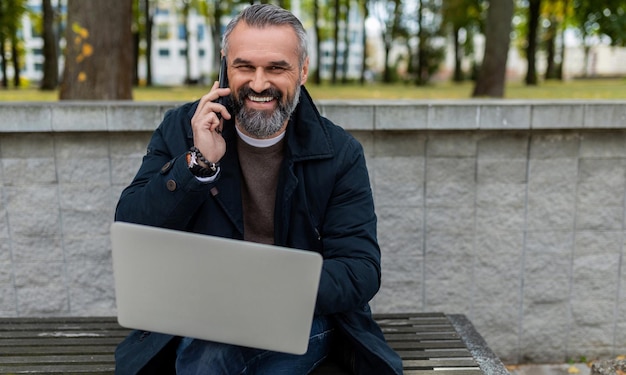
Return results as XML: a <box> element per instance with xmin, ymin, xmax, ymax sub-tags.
<box><xmin>237</xmin><ymin>135</ymin><xmax>285</xmax><ymax>245</ymax></box>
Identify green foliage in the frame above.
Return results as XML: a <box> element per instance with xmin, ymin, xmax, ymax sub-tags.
<box><xmin>572</xmin><ymin>0</ymin><xmax>626</xmax><ymax>46</ymax></box>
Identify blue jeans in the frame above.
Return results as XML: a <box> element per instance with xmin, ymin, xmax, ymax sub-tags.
<box><xmin>175</xmin><ymin>316</ymin><xmax>335</xmax><ymax>375</ymax></box>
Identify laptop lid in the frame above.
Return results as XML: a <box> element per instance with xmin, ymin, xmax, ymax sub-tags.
<box><xmin>110</xmin><ymin>221</ymin><xmax>323</xmax><ymax>355</ymax></box>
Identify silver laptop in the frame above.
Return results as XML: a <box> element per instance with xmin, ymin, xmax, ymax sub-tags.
<box><xmin>110</xmin><ymin>221</ymin><xmax>323</xmax><ymax>355</ymax></box>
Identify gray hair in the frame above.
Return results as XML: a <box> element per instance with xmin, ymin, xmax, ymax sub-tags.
<box><xmin>222</xmin><ymin>4</ymin><xmax>308</xmax><ymax>68</ymax></box>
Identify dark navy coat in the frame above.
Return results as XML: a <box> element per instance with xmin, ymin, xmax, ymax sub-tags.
<box><xmin>114</xmin><ymin>87</ymin><xmax>403</xmax><ymax>375</ymax></box>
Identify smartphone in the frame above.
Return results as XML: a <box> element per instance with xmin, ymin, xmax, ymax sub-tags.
<box><xmin>216</xmin><ymin>57</ymin><xmax>228</xmax><ymax>102</ymax></box>
<box><xmin>214</xmin><ymin>57</ymin><xmax>229</xmax><ymax>119</ymax></box>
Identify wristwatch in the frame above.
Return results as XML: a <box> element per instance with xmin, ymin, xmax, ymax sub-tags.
<box><xmin>187</xmin><ymin>147</ymin><xmax>219</xmax><ymax>178</ymax></box>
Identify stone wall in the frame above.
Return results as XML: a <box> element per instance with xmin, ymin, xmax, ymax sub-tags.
<box><xmin>1</xmin><ymin>100</ymin><xmax>626</xmax><ymax>364</ymax></box>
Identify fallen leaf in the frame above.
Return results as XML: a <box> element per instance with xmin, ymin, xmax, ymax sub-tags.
<box><xmin>617</xmin><ymin>355</ymin><xmax>626</xmax><ymax>360</ymax></box>
<box><xmin>78</xmin><ymin>72</ymin><xmax>87</xmax><ymax>82</ymax></box>
<box><xmin>568</xmin><ymin>366</ymin><xmax>580</xmax><ymax>374</ymax></box>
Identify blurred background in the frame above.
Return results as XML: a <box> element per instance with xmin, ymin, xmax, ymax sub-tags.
<box><xmin>0</xmin><ymin>0</ymin><xmax>625</xmax><ymax>99</ymax></box>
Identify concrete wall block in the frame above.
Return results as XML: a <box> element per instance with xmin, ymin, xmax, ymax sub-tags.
<box><xmin>529</xmin><ymin>133</ymin><xmax>580</xmax><ymax>159</ymax></box>
<box><xmin>567</xmin><ymin>321</ymin><xmax>616</xmax><ymax>359</ymax></box>
<box><xmin>375</xmin><ymin>104</ymin><xmax>428</xmax><ymax>130</ymax></box>
<box><xmin>426</xmin><ymin>132</ymin><xmax>477</xmax><ymax>157</ymax></box>
<box><xmin>14</xmin><ymin>261</ymin><xmax>68</xmax><ymax>315</ymax></box>
<box><xmin>480</xmin><ymin>104</ymin><xmax>530</xmax><ymax>130</ymax></box>
<box><xmin>373</xmin><ymin>132</ymin><xmax>425</xmax><ymax>157</ymax></box>
<box><xmin>52</xmin><ymin>104</ymin><xmax>107</xmax><ymax>131</ymax></box>
<box><xmin>63</xmin><ymin>235</ymin><xmax>112</xmax><ymax>263</ymax></box>
<box><xmin>579</xmin><ymin>132</ymin><xmax>626</xmax><ymax>157</ymax></box>
<box><xmin>0</xmin><ymin>133</ymin><xmax>55</xmax><ymax>158</ymax></box>
<box><xmin>476</xmin><ymin>203</ymin><xmax>526</xmax><ymax>231</ymax></box>
<box><xmin>0</xmin><ymin>265</ymin><xmax>16</xmax><ymax>317</ymax></box>
<box><xmin>471</xmin><ymin>302</ymin><xmax>521</xmax><ymax>363</ymax></box>
<box><xmin>107</xmin><ymin>104</ymin><xmax>162</xmax><ymax>131</ymax></box>
<box><xmin>319</xmin><ymin>104</ymin><xmax>374</xmax><ymax>130</ymax></box>
<box><xmin>584</xmin><ymin>104</ymin><xmax>626</xmax><ymax>128</ymax></box>
<box><xmin>423</xmin><ymin>254</ymin><xmax>473</xmax><ymax>313</ymax></box>
<box><xmin>427</xmin><ymin>157</ymin><xmax>475</xmax><ymax>183</ymax></box>
<box><xmin>0</xmin><ymin>104</ymin><xmax>52</xmax><ymax>132</ymax></box>
<box><xmin>473</xmin><ymin>231</ymin><xmax>524</xmax><ymax>304</ymax></box>
<box><xmin>0</xmin><ymin>235</ymin><xmax>9</xmax><ymax>261</ymax></box>
<box><xmin>477</xmin><ymin>183</ymin><xmax>526</xmax><ymax>208</ymax></box>
<box><xmin>426</xmin><ymin>180</ymin><xmax>475</xmax><ymax>208</ymax></box>
<box><xmin>66</xmin><ymin>261</ymin><xmax>116</xmax><ymax>316</ymax></box>
<box><xmin>571</xmin><ymin>253</ymin><xmax>620</xmax><ymax>300</ymax></box>
<box><xmin>531</xmin><ymin>103</ymin><xmax>584</xmax><ymax>129</ymax></box>
<box><xmin>478</xmin><ymin>133</ymin><xmax>530</xmax><ymax>159</ymax></box>
<box><xmin>57</xmin><ymin>158</ymin><xmax>111</xmax><ymax>185</ymax></box>
<box><xmin>477</xmin><ymin>159</ymin><xmax>527</xmax><ymax>184</ymax></box>
<box><xmin>426</xmin><ymin>206</ymin><xmax>475</xmax><ymax>233</ymax></box>
<box><xmin>372</xmin><ymin>157</ymin><xmax>424</xmax><ymax>207</ymax></box>
<box><xmin>2</xmin><ymin>158</ymin><xmax>58</xmax><ymax>185</ymax></box>
<box><xmin>429</xmin><ymin>105</ymin><xmax>478</xmax><ymax>129</ymax></box>
<box><xmin>519</xmin><ymin>302</ymin><xmax>570</xmax><ymax>362</ymax></box>
<box><xmin>10</xmin><ymin>236</ymin><xmax>64</xmax><ymax>263</ymax></box>
<box><xmin>373</xmin><ymin>279</ymin><xmax>423</xmax><ymax>313</ymax></box>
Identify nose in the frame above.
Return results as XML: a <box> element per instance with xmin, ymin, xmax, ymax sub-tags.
<box><xmin>249</xmin><ymin>68</ymin><xmax>270</xmax><ymax>93</ymax></box>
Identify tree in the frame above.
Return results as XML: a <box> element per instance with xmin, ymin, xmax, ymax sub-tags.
<box><xmin>60</xmin><ymin>0</ymin><xmax>133</xmax><ymax>100</ymax></box>
<box><xmin>472</xmin><ymin>0</ymin><xmax>514</xmax><ymax>97</ymax></box>
<box><xmin>358</xmin><ymin>0</ymin><xmax>370</xmax><ymax>84</ymax></box>
<box><xmin>40</xmin><ymin>0</ymin><xmax>58</xmax><ymax>90</ymax></box>
<box><xmin>441</xmin><ymin>0</ymin><xmax>484</xmax><ymax>82</ymax></box>
<box><xmin>0</xmin><ymin>0</ymin><xmax>28</xmax><ymax>88</ymax></box>
<box><xmin>525</xmin><ymin>0</ymin><xmax>541</xmax><ymax>85</ymax></box>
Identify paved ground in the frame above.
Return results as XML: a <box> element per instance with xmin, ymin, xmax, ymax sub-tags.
<box><xmin>507</xmin><ymin>363</ymin><xmax>591</xmax><ymax>375</ymax></box>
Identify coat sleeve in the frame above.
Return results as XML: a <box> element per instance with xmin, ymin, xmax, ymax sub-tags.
<box><xmin>115</xmin><ymin>107</ymin><xmax>213</xmax><ymax>229</ymax></box>
<box><xmin>314</xmin><ymin>136</ymin><xmax>382</xmax><ymax>315</ymax></box>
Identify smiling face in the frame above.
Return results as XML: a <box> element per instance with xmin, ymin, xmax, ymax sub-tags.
<box><xmin>226</xmin><ymin>22</ymin><xmax>309</xmax><ymax>139</ymax></box>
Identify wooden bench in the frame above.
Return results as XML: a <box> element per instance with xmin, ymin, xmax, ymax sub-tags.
<box><xmin>0</xmin><ymin>313</ymin><xmax>509</xmax><ymax>374</ymax></box>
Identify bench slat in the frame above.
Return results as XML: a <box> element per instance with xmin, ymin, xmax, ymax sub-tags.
<box><xmin>0</xmin><ymin>355</ymin><xmax>113</xmax><ymax>365</ymax></box>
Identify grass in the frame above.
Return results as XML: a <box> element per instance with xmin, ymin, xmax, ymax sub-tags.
<box><xmin>1</xmin><ymin>78</ymin><xmax>626</xmax><ymax>102</ymax></box>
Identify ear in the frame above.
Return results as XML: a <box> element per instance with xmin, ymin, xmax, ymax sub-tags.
<box><xmin>300</xmin><ymin>57</ymin><xmax>309</xmax><ymax>85</ymax></box>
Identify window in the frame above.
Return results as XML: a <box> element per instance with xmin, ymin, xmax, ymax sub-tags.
<box><xmin>158</xmin><ymin>49</ymin><xmax>170</xmax><ymax>57</ymax></box>
<box><xmin>178</xmin><ymin>24</ymin><xmax>186</xmax><ymax>40</ymax></box>
<box><xmin>179</xmin><ymin>49</ymin><xmax>187</xmax><ymax>57</ymax></box>
<box><xmin>157</xmin><ymin>24</ymin><xmax>169</xmax><ymax>40</ymax></box>
<box><xmin>199</xmin><ymin>49</ymin><xmax>205</xmax><ymax>57</ymax></box>
<box><xmin>197</xmin><ymin>24</ymin><xmax>205</xmax><ymax>42</ymax></box>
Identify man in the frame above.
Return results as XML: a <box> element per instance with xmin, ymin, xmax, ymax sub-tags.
<box><xmin>114</xmin><ymin>4</ymin><xmax>402</xmax><ymax>375</ymax></box>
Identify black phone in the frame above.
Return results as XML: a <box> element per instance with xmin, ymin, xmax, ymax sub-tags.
<box><xmin>217</xmin><ymin>57</ymin><xmax>228</xmax><ymax>96</ymax></box>
<box><xmin>214</xmin><ymin>57</ymin><xmax>229</xmax><ymax>119</ymax></box>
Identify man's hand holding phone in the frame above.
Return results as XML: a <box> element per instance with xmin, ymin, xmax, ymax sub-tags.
<box><xmin>190</xmin><ymin>81</ymin><xmax>231</xmax><ymax>166</ymax></box>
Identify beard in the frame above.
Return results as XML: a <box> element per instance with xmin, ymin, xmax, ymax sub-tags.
<box><xmin>231</xmin><ymin>83</ymin><xmax>301</xmax><ymax>139</ymax></box>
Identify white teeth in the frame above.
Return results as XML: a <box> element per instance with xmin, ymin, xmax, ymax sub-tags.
<box><xmin>249</xmin><ymin>95</ymin><xmax>273</xmax><ymax>102</ymax></box>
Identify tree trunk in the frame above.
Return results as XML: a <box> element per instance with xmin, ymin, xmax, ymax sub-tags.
<box><xmin>331</xmin><ymin>0</ymin><xmax>340</xmax><ymax>84</ymax></box>
<box><xmin>11</xmin><ymin>33</ymin><xmax>20</xmax><ymax>87</ymax></box>
<box><xmin>544</xmin><ymin>16</ymin><xmax>557</xmax><ymax>80</ymax></box>
<box><xmin>40</xmin><ymin>0</ymin><xmax>58</xmax><ymax>90</ymax></box>
<box><xmin>341</xmin><ymin>0</ymin><xmax>350</xmax><ymax>83</ymax></box>
<box><xmin>525</xmin><ymin>0</ymin><xmax>540</xmax><ymax>85</ymax></box>
<box><xmin>60</xmin><ymin>0</ymin><xmax>133</xmax><ymax>100</ymax></box>
<box><xmin>313</xmin><ymin>0</ymin><xmax>321</xmax><ymax>84</ymax></box>
<box><xmin>472</xmin><ymin>0</ymin><xmax>514</xmax><ymax>98</ymax></box>
<box><xmin>0</xmin><ymin>38</ymin><xmax>7</xmax><ymax>88</ymax></box>
<box><xmin>452</xmin><ymin>25</ymin><xmax>463</xmax><ymax>82</ymax></box>
<box><xmin>359</xmin><ymin>0</ymin><xmax>369</xmax><ymax>85</ymax></box>
<box><xmin>145</xmin><ymin>0</ymin><xmax>153</xmax><ymax>86</ymax></box>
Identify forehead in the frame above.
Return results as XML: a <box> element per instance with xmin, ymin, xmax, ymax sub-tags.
<box><xmin>227</xmin><ymin>23</ymin><xmax>300</xmax><ymax>63</ymax></box>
